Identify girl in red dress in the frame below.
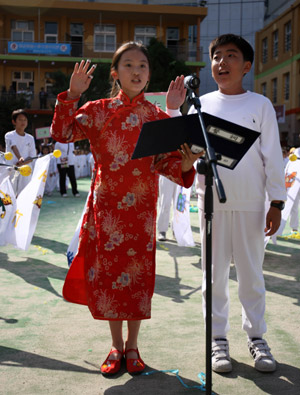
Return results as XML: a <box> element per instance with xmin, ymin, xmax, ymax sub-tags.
<box><xmin>51</xmin><ymin>41</ymin><xmax>201</xmax><ymax>375</ymax></box>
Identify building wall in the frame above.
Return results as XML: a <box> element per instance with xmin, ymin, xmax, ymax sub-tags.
<box><xmin>0</xmin><ymin>0</ymin><xmax>206</xmax><ymax>134</ymax></box>
<box><xmin>255</xmin><ymin>0</ymin><xmax>300</xmax><ymax>146</ymax></box>
<box><xmin>198</xmin><ymin>0</ymin><xmax>265</xmax><ymax>95</ymax></box>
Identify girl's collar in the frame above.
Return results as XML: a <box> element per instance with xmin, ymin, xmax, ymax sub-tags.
<box><xmin>117</xmin><ymin>90</ymin><xmax>145</xmax><ymax>104</ymax></box>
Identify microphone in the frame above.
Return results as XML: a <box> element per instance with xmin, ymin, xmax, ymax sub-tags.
<box><xmin>184</xmin><ymin>75</ymin><xmax>200</xmax><ymax>90</ymax></box>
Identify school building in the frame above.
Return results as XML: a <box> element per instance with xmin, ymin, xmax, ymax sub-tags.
<box><xmin>0</xmin><ymin>0</ymin><xmax>207</xmax><ymax>133</ymax></box>
<box><xmin>255</xmin><ymin>0</ymin><xmax>300</xmax><ymax>147</ymax></box>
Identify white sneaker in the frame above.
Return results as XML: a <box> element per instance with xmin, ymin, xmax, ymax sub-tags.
<box><xmin>212</xmin><ymin>338</ymin><xmax>232</xmax><ymax>373</ymax></box>
<box><xmin>62</xmin><ymin>194</ymin><xmax>67</xmax><ymax>198</ymax></box>
<box><xmin>158</xmin><ymin>232</ymin><xmax>167</xmax><ymax>241</ymax></box>
<box><xmin>248</xmin><ymin>338</ymin><xmax>276</xmax><ymax>372</ymax></box>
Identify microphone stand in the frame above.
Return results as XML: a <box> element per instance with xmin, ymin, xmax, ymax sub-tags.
<box><xmin>186</xmin><ymin>88</ymin><xmax>226</xmax><ymax>395</ymax></box>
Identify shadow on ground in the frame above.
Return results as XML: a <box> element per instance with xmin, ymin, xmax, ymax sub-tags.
<box><xmin>103</xmin><ymin>366</ymin><xmax>216</xmax><ymax>395</ymax></box>
<box><xmin>0</xmin><ymin>346</ymin><xmax>98</xmax><ymax>374</ymax></box>
<box><xmin>0</xmin><ymin>252</ymin><xmax>67</xmax><ymax>298</ymax></box>
<box><xmin>226</xmin><ymin>358</ymin><xmax>300</xmax><ymax>395</ymax></box>
<box><xmin>31</xmin><ymin>235</ymin><xmax>69</xmax><ymax>255</ymax></box>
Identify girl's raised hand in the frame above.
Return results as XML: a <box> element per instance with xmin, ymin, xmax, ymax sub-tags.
<box><xmin>68</xmin><ymin>60</ymin><xmax>97</xmax><ymax>98</ymax></box>
<box><xmin>166</xmin><ymin>75</ymin><xmax>187</xmax><ymax>110</ymax></box>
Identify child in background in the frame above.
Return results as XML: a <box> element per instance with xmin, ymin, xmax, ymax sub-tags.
<box><xmin>51</xmin><ymin>41</ymin><xmax>201</xmax><ymax>375</ymax></box>
<box><xmin>5</xmin><ymin>109</ymin><xmax>36</xmax><ymax>196</ymax></box>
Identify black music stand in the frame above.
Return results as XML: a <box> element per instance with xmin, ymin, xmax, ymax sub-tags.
<box><xmin>132</xmin><ymin>103</ymin><xmax>260</xmax><ymax>394</ymax></box>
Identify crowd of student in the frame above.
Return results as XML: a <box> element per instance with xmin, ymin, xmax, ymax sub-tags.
<box><xmin>0</xmin><ymin>112</ymin><xmax>94</xmax><ymax>199</ymax></box>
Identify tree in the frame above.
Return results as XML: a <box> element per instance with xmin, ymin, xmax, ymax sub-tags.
<box><xmin>147</xmin><ymin>38</ymin><xmax>191</xmax><ymax>93</ymax></box>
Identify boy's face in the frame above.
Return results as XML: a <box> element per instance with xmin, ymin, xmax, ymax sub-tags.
<box><xmin>211</xmin><ymin>43</ymin><xmax>252</xmax><ymax>95</ymax></box>
<box><xmin>12</xmin><ymin>114</ymin><xmax>28</xmax><ymax>131</ymax></box>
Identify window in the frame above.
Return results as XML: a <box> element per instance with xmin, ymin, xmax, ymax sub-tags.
<box><xmin>166</xmin><ymin>27</ymin><xmax>179</xmax><ymax>57</ymax></box>
<box><xmin>262</xmin><ymin>37</ymin><xmax>268</xmax><ymax>63</ymax></box>
<box><xmin>134</xmin><ymin>26</ymin><xmax>156</xmax><ymax>46</ymax></box>
<box><xmin>272</xmin><ymin>78</ymin><xmax>277</xmax><ymax>103</ymax></box>
<box><xmin>45</xmin><ymin>22</ymin><xmax>58</xmax><ymax>43</ymax></box>
<box><xmin>12</xmin><ymin>71</ymin><xmax>34</xmax><ymax>93</ymax></box>
<box><xmin>272</xmin><ymin>30</ymin><xmax>278</xmax><ymax>58</ymax></box>
<box><xmin>284</xmin><ymin>72</ymin><xmax>290</xmax><ymax>101</ymax></box>
<box><xmin>261</xmin><ymin>82</ymin><xmax>267</xmax><ymax>97</ymax></box>
<box><xmin>94</xmin><ymin>24</ymin><xmax>116</xmax><ymax>52</ymax></box>
<box><xmin>284</xmin><ymin>21</ymin><xmax>291</xmax><ymax>52</ymax></box>
<box><xmin>11</xmin><ymin>20</ymin><xmax>34</xmax><ymax>42</ymax></box>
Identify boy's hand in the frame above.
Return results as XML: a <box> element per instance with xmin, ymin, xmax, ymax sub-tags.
<box><xmin>16</xmin><ymin>156</ymin><xmax>25</xmax><ymax>166</ymax></box>
<box><xmin>166</xmin><ymin>75</ymin><xmax>187</xmax><ymax>110</ymax></box>
<box><xmin>68</xmin><ymin>60</ymin><xmax>97</xmax><ymax>98</ymax></box>
<box><xmin>179</xmin><ymin>143</ymin><xmax>204</xmax><ymax>173</ymax></box>
<box><xmin>265</xmin><ymin>207</ymin><xmax>281</xmax><ymax>236</ymax></box>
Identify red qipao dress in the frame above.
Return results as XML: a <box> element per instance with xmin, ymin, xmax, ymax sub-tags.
<box><xmin>51</xmin><ymin>90</ymin><xmax>195</xmax><ymax>321</ymax></box>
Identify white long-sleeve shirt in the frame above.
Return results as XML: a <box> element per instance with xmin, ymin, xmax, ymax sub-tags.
<box><xmin>54</xmin><ymin>142</ymin><xmax>75</xmax><ymax>166</ymax></box>
<box><xmin>189</xmin><ymin>90</ymin><xmax>286</xmax><ymax>211</ymax></box>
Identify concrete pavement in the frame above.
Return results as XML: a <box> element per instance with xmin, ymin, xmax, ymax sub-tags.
<box><xmin>1</xmin><ymin>177</ymin><xmax>300</xmax><ymax>394</ymax></box>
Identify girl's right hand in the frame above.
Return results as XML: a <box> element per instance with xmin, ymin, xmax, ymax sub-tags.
<box><xmin>68</xmin><ymin>60</ymin><xmax>97</xmax><ymax>98</ymax></box>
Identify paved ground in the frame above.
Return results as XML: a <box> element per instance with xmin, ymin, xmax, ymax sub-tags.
<box><xmin>1</xmin><ymin>178</ymin><xmax>300</xmax><ymax>394</ymax></box>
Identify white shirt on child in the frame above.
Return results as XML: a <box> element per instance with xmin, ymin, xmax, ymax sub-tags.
<box><xmin>190</xmin><ymin>90</ymin><xmax>287</xmax><ymax>211</ymax></box>
<box><xmin>5</xmin><ymin>130</ymin><xmax>36</xmax><ymax>165</ymax></box>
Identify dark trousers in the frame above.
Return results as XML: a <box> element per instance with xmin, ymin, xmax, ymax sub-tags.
<box><xmin>57</xmin><ymin>164</ymin><xmax>79</xmax><ymax>195</ymax></box>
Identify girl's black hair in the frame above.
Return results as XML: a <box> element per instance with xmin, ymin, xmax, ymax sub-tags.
<box><xmin>110</xmin><ymin>41</ymin><xmax>151</xmax><ymax>97</ymax></box>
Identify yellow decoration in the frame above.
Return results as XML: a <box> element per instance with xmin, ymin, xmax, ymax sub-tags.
<box><xmin>18</xmin><ymin>165</ymin><xmax>32</xmax><ymax>176</ymax></box>
<box><xmin>53</xmin><ymin>149</ymin><xmax>61</xmax><ymax>158</ymax></box>
<box><xmin>4</xmin><ymin>151</ymin><xmax>13</xmax><ymax>160</ymax></box>
<box><xmin>289</xmin><ymin>153</ymin><xmax>297</xmax><ymax>162</ymax></box>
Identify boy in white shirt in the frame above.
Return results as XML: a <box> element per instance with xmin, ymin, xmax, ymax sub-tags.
<box><xmin>169</xmin><ymin>34</ymin><xmax>286</xmax><ymax>373</ymax></box>
<box><xmin>5</xmin><ymin>109</ymin><xmax>36</xmax><ymax>196</ymax></box>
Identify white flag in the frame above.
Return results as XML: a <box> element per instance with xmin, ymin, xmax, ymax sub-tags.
<box><xmin>172</xmin><ymin>185</ymin><xmax>195</xmax><ymax>247</ymax></box>
<box><xmin>270</xmin><ymin>156</ymin><xmax>300</xmax><ymax>244</ymax></box>
<box><xmin>6</xmin><ymin>155</ymin><xmax>51</xmax><ymax>250</ymax></box>
<box><xmin>0</xmin><ymin>175</ymin><xmax>16</xmax><ymax>246</ymax></box>
<box><xmin>67</xmin><ymin>194</ymin><xmax>89</xmax><ymax>266</ymax></box>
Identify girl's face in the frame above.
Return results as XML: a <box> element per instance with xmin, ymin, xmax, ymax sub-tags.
<box><xmin>111</xmin><ymin>48</ymin><xmax>150</xmax><ymax>100</ymax></box>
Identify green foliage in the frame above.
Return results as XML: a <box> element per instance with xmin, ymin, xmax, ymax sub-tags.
<box><xmin>49</xmin><ymin>70</ymin><xmax>71</xmax><ymax>97</ymax></box>
<box><xmin>147</xmin><ymin>38</ymin><xmax>191</xmax><ymax>92</ymax></box>
<box><xmin>81</xmin><ymin>63</ymin><xmax>111</xmax><ymax>103</ymax></box>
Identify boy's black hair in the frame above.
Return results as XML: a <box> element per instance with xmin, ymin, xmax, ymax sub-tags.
<box><xmin>11</xmin><ymin>109</ymin><xmax>29</xmax><ymax>122</ymax></box>
<box><xmin>209</xmin><ymin>34</ymin><xmax>254</xmax><ymax>64</ymax></box>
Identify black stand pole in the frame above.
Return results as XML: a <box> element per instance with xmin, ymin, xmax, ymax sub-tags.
<box><xmin>186</xmin><ymin>89</ymin><xmax>226</xmax><ymax>395</ymax></box>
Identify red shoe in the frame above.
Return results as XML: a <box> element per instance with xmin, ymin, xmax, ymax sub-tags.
<box><xmin>100</xmin><ymin>349</ymin><xmax>123</xmax><ymax>375</ymax></box>
<box><xmin>125</xmin><ymin>348</ymin><xmax>145</xmax><ymax>374</ymax></box>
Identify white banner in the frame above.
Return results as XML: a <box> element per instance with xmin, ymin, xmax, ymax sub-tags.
<box><xmin>268</xmin><ymin>157</ymin><xmax>300</xmax><ymax>244</ymax></box>
<box><xmin>0</xmin><ymin>176</ymin><xmax>16</xmax><ymax>246</ymax></box>
<box><xmin>5</xmin><ymin>155</ymin><xmax>51</xmax><ymax>250</ymax></box>
<box><xmin>67</xmin><ymin>194</ymin><xmax>89</xmax><ymax>266</ymax></box>
<box><xmin>172</xmin><ymin>185</ymin><xmax>195</xmax><ymax>247</ymax></box>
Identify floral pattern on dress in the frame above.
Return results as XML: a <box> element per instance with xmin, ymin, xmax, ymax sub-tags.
<box><xmin>51</xmin><ymin>89</ymin><xmax>195</xmax><ymax>321</ymax></box>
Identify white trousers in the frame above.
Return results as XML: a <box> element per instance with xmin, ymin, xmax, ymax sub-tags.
<box><xmin>157</xmin><ymin>176</ymin><xmax>178</xmax><ymax>233</ymax></box>
<box><xmin>289</xmin><ymin>189</ymin><xmax>300</xmax><ymax>230</ymax></box>
<box><xmin>199</xmin><ymin>209</ymin><xmax>267</xmax><ymax>339</ymax></box>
